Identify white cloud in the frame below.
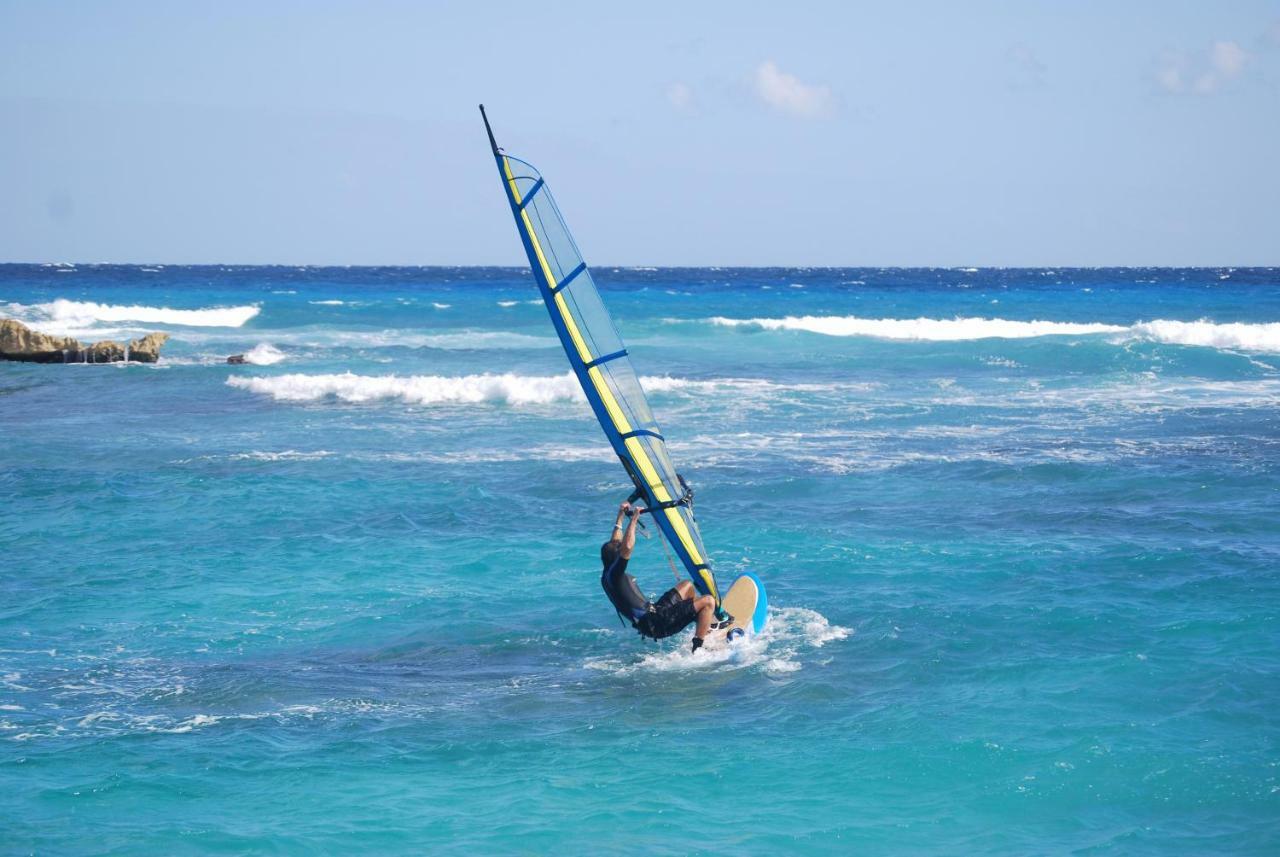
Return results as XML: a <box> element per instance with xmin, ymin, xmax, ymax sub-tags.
<box><xmin>1209</xmin><ymin>40</ymin><xmax>1248</xmax><ymax>76</ymax></box>
<box><xmin>1156</xmin><ymin>40</ymin><xmax>1250</xmax><ymax>95</ymax></box>
<box><xmin>1155</xmin><ymin>59</ymin><xmax>1185</xmax><ymax>94</ymax></box>
<box><xmin>754</xmin><ymin>60</ymin><xmax>831</xmax><ymax>118</ymax></box>
<box><xmin>666</xmin><ymin>81</ymin><xmax>694</xmax><ymax>112</ymax></box>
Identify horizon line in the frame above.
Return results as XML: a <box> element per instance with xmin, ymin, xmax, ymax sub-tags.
<box><xmin>2</xmin><ymin>261</ymin><xmax>1277</xmax><ymax>271</ymax></box>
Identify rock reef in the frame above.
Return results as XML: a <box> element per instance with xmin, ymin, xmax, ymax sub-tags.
<box><xmin>0</xmin><ymin>319</ymin><xmax>169</xmax><ymax>363</ymax></box>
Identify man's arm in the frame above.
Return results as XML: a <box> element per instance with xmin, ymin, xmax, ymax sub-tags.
<box><xmin>609</xmin><ymin>502</ymin><xmax>629</xmax><ymax>544</ymax></box>
<box><xmin>620</xmin><ymin>505</ymin><xmax>642</xmax><ymax>559</ymax></box>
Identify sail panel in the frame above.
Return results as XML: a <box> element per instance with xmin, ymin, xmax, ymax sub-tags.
<box><xmin>494</xmin><ymin>151</ymin><xmax>718</xmax><ymax>601</ymax></box>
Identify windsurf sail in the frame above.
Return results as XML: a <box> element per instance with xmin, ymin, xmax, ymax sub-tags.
<box><xmin>480</xmin><ymin>105</ymin><xmax>720</xmax><ymax>604</ymax></box>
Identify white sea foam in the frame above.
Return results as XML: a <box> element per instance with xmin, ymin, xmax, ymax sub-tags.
<box><xmin>2</xmin><ymin>298</ymin><xmax>260</xmax><ymax>335</ymax></box>
<box><xmin>497</xmin><ymin>300</ymin><xmax>519</xmax><ymax>307</ymax></box>
<box><xmin>585</xmin><ymin>607</ymin><xmax>850</xmax><ymax>676</ymax></box>
<box><xmin>710</xmin><ymin>315</ymin><xmax>1125</xmax><ymax>340</ymax></box>
<box><xmin>309</xmin><ymin>299</ymin><xmax>345</xmax><ymax>306</ymax></box>
<box><xmin>1132</xmin><ymin>319</ymin><xmax>1280</xmax><ymax>353</ymax></box>
<box><xmin>171</xmin><ymin>449</ymin><xmax>343</xmax><ymax>465</ymax></box>
<box><xmin>229</xmin><ymin>449</ymin><xmax>334</xmax><ymax>462</ymax></box>
<box><xmin>227</xmin><ymin>371</ymin><xmax>586</xmax><ymax>406</ymax></box>
<box><xmin>162</xmin><ymin>713</ymin><xmax>221</xmax><ymax>733</ymax></box>
<box><xmin>42</xmin><ymin>298</ymin><xmax>258</xmax><ymax>328</ymax></box>
<box><xmin>708</xmin><ymin>314</ymin><xmax>1280</xmax><ymax>353</ymax></box>
<box><xmin>224</xmin><ymin>371</ymin><xmax>816</xmax><ymax>408</ymax></box>
<box><xmin>332</xmin><ymin>329</ymin><xmax>549</xmax><ymax>350</ymax></box>
<box><xmin>164</xmin><ymin>328</ymin><xmax>558</xmax><ymax>351</ymax></box>
<box><xmin>63</xmin><ymin>704</ymin><xmax>332</xmax><ymax>738</ymax></box>
<box><xmin>242</xmin><ymin>343</ymin><xmax>286</xmax><ymax>365</ymax></box>
<box><xmin>432</xmin><ymin>302</ymin><xmax>451</xmax><ymax>309</ymax></box>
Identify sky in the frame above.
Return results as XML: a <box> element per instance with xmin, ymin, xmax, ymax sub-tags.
<box><xmin>2</xmin><ymin>1</ymin><xmax>1278</xmax><ymax>266</ymax></box>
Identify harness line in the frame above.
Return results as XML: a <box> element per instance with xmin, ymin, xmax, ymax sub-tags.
<box><xmin>655</xmin><ymin>522</ymin><xmax>683</xmax><ymax>585</ymax></box>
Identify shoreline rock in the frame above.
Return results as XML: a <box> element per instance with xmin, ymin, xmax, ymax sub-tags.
<box><xmin>0</xmin><ymin>319</ymin><xmax>169</xmax><ymax>364</ymax></box>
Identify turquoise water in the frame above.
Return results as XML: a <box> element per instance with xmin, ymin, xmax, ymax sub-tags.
<box><xmin>2</xmin><ymin>265</ymin><xmax>1278</xmax><ymax>854</ymax></box>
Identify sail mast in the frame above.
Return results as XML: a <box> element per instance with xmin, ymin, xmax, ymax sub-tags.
<box><xmin>479</xmin><ymin>104</ymin><xmax>499</xmax><ymax>156</ymax></box>
<box><xmin>480</xmin><ymin>106</ymin><xmax>721</xmax><ymax>605</ymax></box>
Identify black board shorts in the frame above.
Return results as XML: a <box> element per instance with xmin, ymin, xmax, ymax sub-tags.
<box><xmin>635</xmin><ymin>587</ymin><xmax>698</xmax><ymax>640</ymax></box>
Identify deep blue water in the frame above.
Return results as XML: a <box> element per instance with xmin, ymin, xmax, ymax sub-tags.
<box><xmin>2</xmin><ymin>265</ymin><xmax>1278</xmax><ymax>854</ymax></box>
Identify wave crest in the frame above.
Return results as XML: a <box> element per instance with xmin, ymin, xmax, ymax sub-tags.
<box><xmin>1132</xmin><ymin>319</ymin><xmax>1280</xmax><ymax>353</ymax></box>
<box><xmin>3</xmin><ymin>298</ymin><xmax>260</xmax><ymax>334</ymax></box>
<box><xmin>708</xmin><ymin>314</ymin><xmax>1280</xmax><ymax>352</ymax></box>
<box><xmin>710</xmin><ymin>315</ymin><xmax>1125</xmax><ymax>340</ymax></box>
<box><xmin>226</xmin><ymin>371</ymin><xmax>587</xmax><ymax>405</ymax></box>
<box><xmin>242</xmin><ymin>343</ymin><xmax>286</xmax><ymax>365</ymax></box>
<box><xmin>223</xmin><ymin>372</ymin><xmax>788</xmax><ymax>406</ymax></box>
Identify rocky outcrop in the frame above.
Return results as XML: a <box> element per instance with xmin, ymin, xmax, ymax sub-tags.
<box><xmin>0</xmin><ymin>319</ymin><xmax>79</xmax><ymax>358</ymax></box>
<box><xmin>0</xmin><ymin>318</ymin><xmax>169</xmax><ymax>363</ymax></box>
<box><xmin>128</xmin><ymin>332</ymin><xmax>169</xmax><ymax>363</ymax></box>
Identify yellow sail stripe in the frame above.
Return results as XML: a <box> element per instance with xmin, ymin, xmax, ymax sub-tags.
<box><xmin>502</xmin><ymin>157</ymin><xmax>713</xmax><ymax>596</ymax></box>
<box><xmin>666</xmin><ymin>507</ymin><xmax>716</xmax><ymax>596</ymax></box>
<box><xmin>623</xmin><ymin>437</ymin><xmax>670</xmax><ymax>503</ymax></box>
<box><xmin>591</xmin><ymin>366</ymin><xmax>637</xmax><ymax>441</ymax></box>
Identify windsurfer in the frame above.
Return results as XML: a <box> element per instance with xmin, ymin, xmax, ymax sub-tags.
<box><xmin>600</xmin><ymin>501</ymin><xmax>721</xmax><ymax>652</ymax></box>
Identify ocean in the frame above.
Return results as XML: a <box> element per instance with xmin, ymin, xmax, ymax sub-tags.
<box><xmin>1</xmin><ymin>265</ymin><xmax>1277</xmax><ymax>854</ymax></box>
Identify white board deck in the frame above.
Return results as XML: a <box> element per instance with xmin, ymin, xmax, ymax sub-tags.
<box><xmin>708</xmin><ymin>573</ymin><xmax>767</xmax><ymax>644</ymax></box>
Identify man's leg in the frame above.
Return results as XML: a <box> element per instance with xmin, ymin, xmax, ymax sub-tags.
<box><xmin>677</xmin><ymin>579</ymin><xmax>731</xmax><ymax>624</ymax></box>
<box><xmin>689</xmin><ymin>595</ymin><xmax>717</xmax><ymax>652</ymax></box>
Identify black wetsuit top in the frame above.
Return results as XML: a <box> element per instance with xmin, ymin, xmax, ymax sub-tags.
<box><xmin>601</xmin><ymin>550</ymin><xmax>649</xmax><ymax>622</ymax></box>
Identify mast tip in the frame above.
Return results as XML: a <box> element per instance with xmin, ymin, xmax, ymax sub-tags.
<box><xmin>480</xmin><ymin>104</ymin><xmax>499</xmax><ymax>155</ymax></box>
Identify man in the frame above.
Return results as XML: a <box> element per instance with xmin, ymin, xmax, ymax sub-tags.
<box><xmin>600</xmin><ymin>501</ymin><xmax>721</xmax><ymax>652</ymax></box>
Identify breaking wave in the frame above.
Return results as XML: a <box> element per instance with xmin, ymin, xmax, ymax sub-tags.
<box><xmin>223</xmin><ymin>372</ymin><xmax>798</xmax><ymax>407</ymax></box>
<box><xmin>708</xmin><ymin>315</ymin><xmax>1280</xmax><ymax>352</ymax></box>
<box><xmin>2</xmin><ymin>298</ymin><xmax>260</xmax><ymax>335</ymax></box>
<box><xmin>241</xmin><ymin>343</ymin><xmax>286</xmax><ymax>365</ymax></box>
<box><xmin>161</xmin><ymin>328</ymin><xmax>559</xmax><ymax>351</ymax></box>
<box><xmin>1130</xmin><ymin>319</ymin><xmax>1280</xmax><ymax>353</ymax></box>
<box><xmin>227</xmin><ymin>371</ymin><xmax>586</xmax><ymax>406</ymax></box>
<box><xmin>710</xmin><ymin>315</ymin><xmax>1125</xmax><ymax>340</ymax></box>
